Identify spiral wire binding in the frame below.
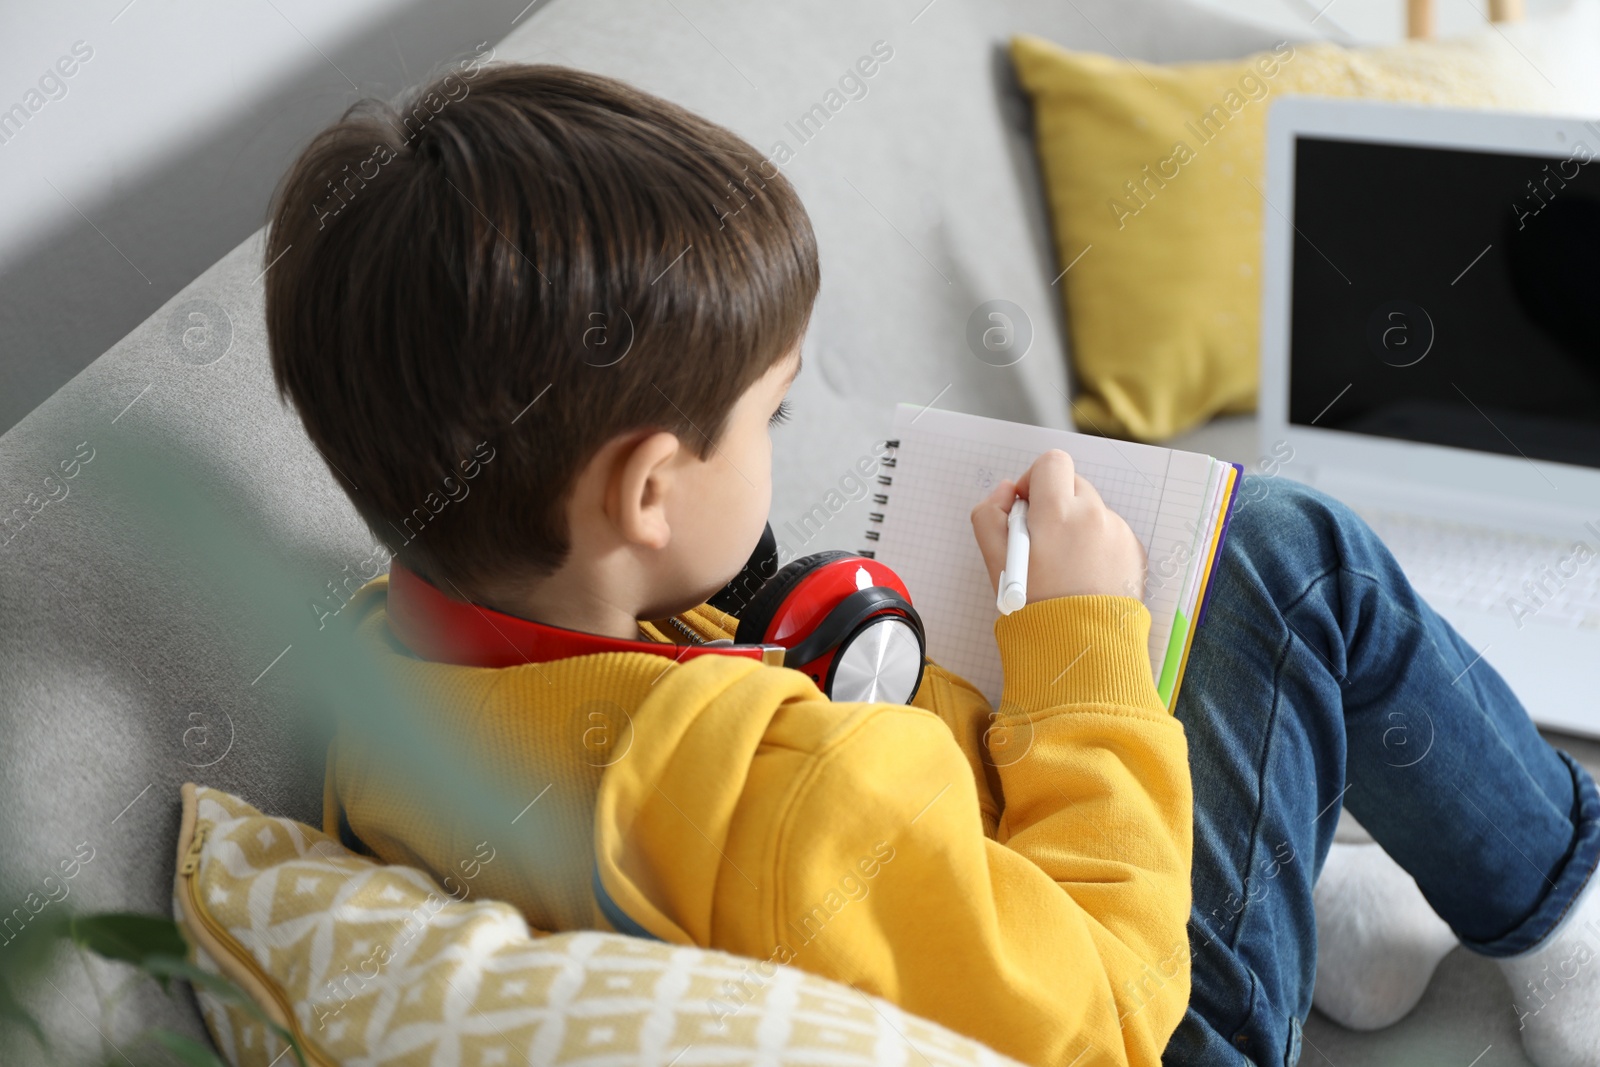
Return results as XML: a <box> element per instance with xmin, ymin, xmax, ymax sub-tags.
<box><xmin>860</xmin><ymin>439</ymin><xmax>899</xmax><ymax>558</ymax></box>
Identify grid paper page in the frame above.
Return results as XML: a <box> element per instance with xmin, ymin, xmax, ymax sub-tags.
<box><xmin>1166</xmin><ymin>460</ymin><xmax>1228</xmax><ymax>627</ymax></box>
<box><xmin>1182</xmin><ymin>463</ymin><xmax>1232</xmax><ymax>620</ymax></box>
<box><xmin>873</xmin><ymin>405</ymin><xmax>1218</xmax><ymax>704</ymax></box>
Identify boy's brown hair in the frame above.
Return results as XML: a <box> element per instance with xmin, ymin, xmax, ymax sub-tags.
<box><xmin>264</xmin><ymin>61</ymin><xmax>818</xmax><ymax>602</ymax></box>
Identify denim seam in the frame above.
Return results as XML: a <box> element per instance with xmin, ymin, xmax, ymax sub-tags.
<box><xmin>1230</xmin><ymin>569</ymin><xmax>1335</xmax><ymax>1065</ymax></box>
<box><xmin>1278</xmin><ymin>550</ymin><xmax>1438</xmax><ymax>645</ymax></box>
<box><xmin>1279</xmin><ymin>563</ymin><xmax>1436</xmax><ymax>662</ymax></box>
<box><xmin>1275</xmin><ymin>567</ymin><xmax>1358</xmax><ymax>682</ymax></box>
<box><xmin>1231</xmin><ymin>966</ymin><xmax>1264</xmax><ymax>1053</ymax></box>
<box><xmin>1185</xmin><ymin>625</ymin><xmax>1295</xmax><ymax>1058</ymax></box>
<box><xmin>1272</xmin><ymin>565</ymin><xmax>1340</xmax><ymax>620</ymax></box>
<box><xmin>1346</xmin><ymin>566</ymin><xmax>1436</xmax><ymax>632</ymax></box>
<box><xmin>1223</xmin><ymin>627</ymin><xmax>1293</xmax><ymax>955</ymax></box>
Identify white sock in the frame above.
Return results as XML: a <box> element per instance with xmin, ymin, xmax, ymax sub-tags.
<box><xmin>1498</xmin><ymin>861</ymin><xmax>1600</xmax><ymax>1067</ymax></box>
<box><xmin>1312</xmin><ymin>839</ymin><xmax>1458</xmax><ymax>1030</ymax></box>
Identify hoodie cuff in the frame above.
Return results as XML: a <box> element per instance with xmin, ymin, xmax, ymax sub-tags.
<box><xmin>994</xmin><ymin>595</ymin><xmax>1166</xmax><ymax>717</ymax></box>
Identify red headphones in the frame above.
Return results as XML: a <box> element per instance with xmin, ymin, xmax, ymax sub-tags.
<box><xmin>386</xmin><ymin>524</ymin><xmax>927</xmax><ymax>705</ymax></box>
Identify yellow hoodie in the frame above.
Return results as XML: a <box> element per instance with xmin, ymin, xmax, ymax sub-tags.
<box><xmin>327</xmin><ymin>576</ymin><xmax>1192</xmax><ymax>1067</ymax></box>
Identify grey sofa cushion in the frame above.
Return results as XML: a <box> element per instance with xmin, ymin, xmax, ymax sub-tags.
<box><xmin>0</xmin><ymin>0</ymin><xmax>1296</xmax><ymax>1058</ymax></box>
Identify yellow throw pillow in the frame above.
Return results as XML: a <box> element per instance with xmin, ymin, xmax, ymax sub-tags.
<box><xmin>172</xmin><ymin>783</ymin><xmax>1024</xmax><ymax>1067</ymax></box>
<box><xmin>1012</xmin><ymin>14</ymin><xmax>1585</xmax><ymax>441</ymax></box>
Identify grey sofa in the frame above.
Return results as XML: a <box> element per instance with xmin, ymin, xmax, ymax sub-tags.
<box><xmin>0</xmin><ymin>0</ymin><xmax>1570</xmax><ymax>1063</ymax></box>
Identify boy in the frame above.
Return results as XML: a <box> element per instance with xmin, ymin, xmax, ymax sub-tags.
<box><xmin>264</xmin><ymin>64</ymin><xmax>1600</xmax><ymax>1066</ymax></box>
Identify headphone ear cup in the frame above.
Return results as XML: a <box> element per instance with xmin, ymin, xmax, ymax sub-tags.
<box><xmin>734</xmin><ymin>550</ymin><xmax>855</xmax><ymax>645</ymax></box>
<box><xmin>825</xmin><ymin>614</ymin><xmax>926</xmax><ymax>705</ymax></box>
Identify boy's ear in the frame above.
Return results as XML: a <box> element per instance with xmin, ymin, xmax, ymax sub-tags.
<box><xmin>608</xmin><ymin>430</ymin><xmax>682</xmax><ymax>550</ymax></box>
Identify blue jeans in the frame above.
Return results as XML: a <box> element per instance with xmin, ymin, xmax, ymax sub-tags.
<box><xmin>1162</xmin><ymin>477</ymin><xmax>1600</xmax><ymax>1066</ymax></box>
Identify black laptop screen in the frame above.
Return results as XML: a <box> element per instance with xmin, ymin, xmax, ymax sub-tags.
<box><xmin>1287</xmin><ymin>133</ymin><xmax>1600</xmax><ymax>470</ymax></box>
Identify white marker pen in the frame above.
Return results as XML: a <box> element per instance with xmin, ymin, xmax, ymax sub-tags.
<box><xmin>997</xmin><ymin>498</ymin><xmax>1029</xmax><ymax>615</ymax></box>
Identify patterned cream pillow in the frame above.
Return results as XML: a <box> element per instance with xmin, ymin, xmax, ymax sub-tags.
<box><xmin>173</xmin><ymin>783</ymin><xmax>1022</xmax><ymax>1067</ymax></box>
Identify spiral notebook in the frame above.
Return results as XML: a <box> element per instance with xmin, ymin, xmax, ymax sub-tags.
<box><xmin>863</xmin><ymin>405</ymin><xmax>1242</xmax><ymax>710</ymax></box>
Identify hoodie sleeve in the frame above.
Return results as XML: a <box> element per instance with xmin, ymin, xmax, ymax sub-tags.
<box><xmin>907</xmin><ymin>661</ymin><xmax>1005</xmax><ymax>839</ymax></box>
<box><xmin>715</xmin><ymin>595</ymin><xmax>1193</xmax><ymax>1067</ymax></box>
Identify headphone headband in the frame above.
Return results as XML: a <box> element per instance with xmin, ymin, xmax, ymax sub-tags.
<box><xmin>384</xmin><ymin>524</ymin><xmax>925</xmax><ymax>704</ymax></box>
<box><xmin>386</xmin><ymin>562</ymin><xmax>784</xmax><ymax>669</ymax></box>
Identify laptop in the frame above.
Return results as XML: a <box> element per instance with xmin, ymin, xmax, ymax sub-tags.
<box><xmin>1259</xmin><ymin>97</ymin><xmax>1600</xmax><ymax>739</ymax></box>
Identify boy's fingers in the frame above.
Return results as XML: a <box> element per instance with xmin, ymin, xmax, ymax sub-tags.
<box><xmin>970</xmin><ymin>478</ymin><xmax>1016</xmax><ymax>590</ymax></box>
<box><xmin>970</xmin><ymin>479</ymin><xmax>1015</xmax><ymax>530</ymax></box>
<box><xmin>1041</xmin><ymin>449</ymin><xmax>1077</xmax><ymax>483</ymax></box>
<box><xmin>980</xmin><ymin>477</ymin><xmax>1018</xmax><ymax>513</ymax></box>
<box><xmin>970</xmin><ymin>478</ymin><xmax>1018</xmax><ymax>529</ymax></box>
<box><xmin>1023</xmin><ymin>449</ymin><xmax>1076</xmax><ymax>505</ymax></box>
<box><xmin>1071</xmin><ymin>473</ymin><xmax>1104</xmax><ymax>510</ymax></box>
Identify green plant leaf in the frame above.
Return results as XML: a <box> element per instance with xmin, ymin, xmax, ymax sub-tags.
<box><xmin>140</xmin><ymin>958</ymin><xmax>309</xmax><ymax>1067</ymax></box>
<box><xmin>140</xmin><ymin>959</ymin><xmax>312</xmax><ymax>1067</ymax></box>
<box><xmin>64</xmin><ymin>917</ymin><xmax>310</xmax><ymax>1067</ymax></box>
<box><xmin>139</xmin><ymin>957</ymin><xmax>245</xmax><ymax>1004</ymax></box>
<box><xmin>149</xmin><ymin>1028</ymin><xmax>230</xmax><ymax>1067</ymax></box>
<box><xmin>68</xmin><ymin>913</ymin><xmax>188</xmax><ymax>960</ymax></box>
<box><xmin>141</xmin><ymin>956</ymin><xmax>252</xmax><ymax>1006</ymax></box>
<box><xmin>68</xmin><ymin>915</ymin><xmax>188</xmax><ymax>994</ymax></box>
<box><xmin>0</xmin><ymin>909</ymin><xmax>74</xmax><ymax>984</ymax></box>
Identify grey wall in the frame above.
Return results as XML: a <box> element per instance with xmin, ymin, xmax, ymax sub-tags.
<box><xmin>0</xmin><ymin>0</ymin><xmax>556</xmax><ymax>434</ymax></box>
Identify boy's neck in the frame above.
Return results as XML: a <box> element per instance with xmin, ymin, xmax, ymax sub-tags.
<box><xmin>486</xmin><ymin>591</ymin><xmax>643</xmax><ymax>643</ymax></box>
<box><xmin>480</xmin><ymin>575</ymin><xmax>647</xmax><ymax>643</ymax></box>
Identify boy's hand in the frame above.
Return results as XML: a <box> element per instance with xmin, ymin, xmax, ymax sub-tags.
<box><xmin>970</xmin><ymin>449</ymin><xmax>1146</xmax><ymax>605</ymax></box>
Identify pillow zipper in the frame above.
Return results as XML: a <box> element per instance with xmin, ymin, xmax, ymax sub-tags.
<box><xmin>178</xmin><ymin>823</ymin><xmax>330</xmax><ymax>1067</ymax></box>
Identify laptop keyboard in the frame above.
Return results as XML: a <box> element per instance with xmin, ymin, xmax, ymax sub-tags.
<box><xmin>1354</xmin><ymin>508</ymin><xmax>1600</xmax><ymax>629</ymax></box>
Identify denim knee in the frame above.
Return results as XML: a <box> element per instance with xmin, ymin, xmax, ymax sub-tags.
<box><xmin>1229</xmin><ymin>475</ymin><xmax>1347</xmax><ymax>542</ymax></box>
<box><xmin>1221</xmin><ymin>476</ymin><xmax>1361</xmax><ymax>603</ymax></box>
